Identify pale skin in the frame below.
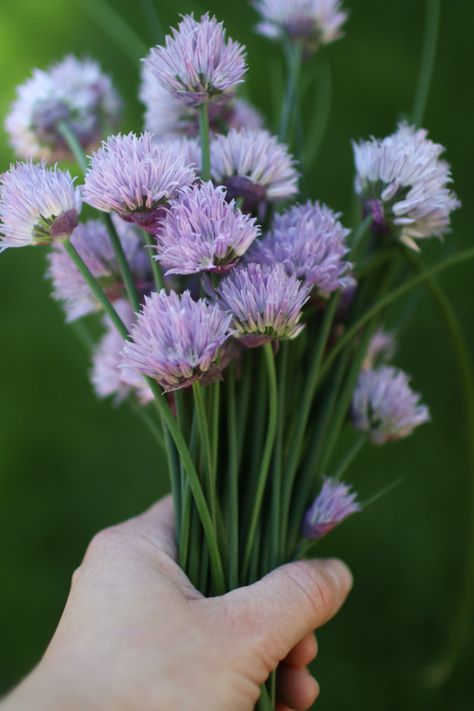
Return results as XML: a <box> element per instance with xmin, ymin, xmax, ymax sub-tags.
<box><xmin>1</xmin><ymin>497</ymin><xmax>352</xmax><ymax>711</ymax></box>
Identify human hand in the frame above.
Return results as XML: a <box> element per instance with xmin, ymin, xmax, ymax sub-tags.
<box><xmin>2</xmin><ymin>497</ymin><xmax>352</xmax><ymax>711</ymax></box>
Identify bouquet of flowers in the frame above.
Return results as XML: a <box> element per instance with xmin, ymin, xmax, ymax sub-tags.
<box><xmin>1</xmin><ymin>0</ymin><xmax>471</xmax><ymax>704</ymax></box>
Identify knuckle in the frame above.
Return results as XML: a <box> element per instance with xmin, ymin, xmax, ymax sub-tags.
<box><xmin>84</xmin><ymin>525</ymin><xmax>126</xmax><ymax>559</ymax></box>
<box><xmin>285</xmin><ymin>562</ymin><xmax>335</xmax><ymax>620</ymax></box>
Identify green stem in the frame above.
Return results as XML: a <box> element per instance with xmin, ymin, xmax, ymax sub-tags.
<box><xmin>105</xmin><ymin>215</ymin><xmax>140</xmax><ymax>312</ymax></box>
<box><xmin>243</xmin><ymin>343</ymin><xmax>278</xmax><ymax>578</ymax></box>
<box><xmin>64</xmin><ymin>241</ymin><xmax>128</xmax><ymax>337</ymax></box>
<box><xmin>147</xmin><ymin>378</ymin><xmax>226</xmax><ymax>594</ymax></box>
<box><xmin>78</xmin><ymin>0</ymin><xmax>148</xmax><ymax>63</ymax></box>
<box><xmin>350</xmin><ymin>215</ymin><xmax>373</xmax><ymax>260</ymax></box>
<box><xmin>333</xmin><ymin>435</ymin><xmax>366</xmax><ymax>481</ymax></box>
<box><xmin>192</xmin><ymin>382</ymin><xmax>216</xmax><ymax>523</ymax></box>
<box><xmin>412</xmin><ymin>0</ymin><xmax>441</xmax><ymax>126</ymax></box>
<box><xmin>270</xmin><ymin>342</ymin><xmax>288</xmax><ymax>567</ymax></box>
<box><xmin>303</xmin><ymin>60</ymin><xmax>332</xmax><ymax>173</ymax></box>
<box><xmin>58</xmin><ymin>121</ymin><xmax>88</xmax><ymax>173</ymax></box>
<box><xmin>138</xmin><ymin>0</ymin><xmax>164</xmax><ymax>42</ymax></box>
<box><xmin>279</xmin><ymin>40</ymin><xmax>303</xmax><ymax>144</ymax></box>
<box><xmin>227</xmin><ymin>367</ymin><xmax>239</xmax><ymax>590</ymax></box>
<box><xmin>142</xmin><ymin>230</ymin><xmax>165</xmax><ymax>291</ymax></box>
<box><xmin>211</xmin><ymin>380</ymin><xmax>220</xmax><ymax>481</ymax></box>
<box><xmin>280</xmin><ymin>295</ymin><xmax>339</xmax><ymax>539</ymax></box>
<box><xmin>199</xmin><ymin>102</ymin><xmax>211</xmax><ymax>181</ymax></box>
<box><xmin>403</xmin><ymin>250</ymin><xmax>474</xmax><ymax>683</ymax></box>
<box><xmin>317</xmin><ymin>248</ymin><xmax>474</xmax><ymax>388</ymax></box>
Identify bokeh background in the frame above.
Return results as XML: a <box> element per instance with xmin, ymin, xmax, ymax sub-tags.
<box><xmin>0</xmin><ymin>0</ymin><xmax>473</xmax><ymax>708</ymax></box>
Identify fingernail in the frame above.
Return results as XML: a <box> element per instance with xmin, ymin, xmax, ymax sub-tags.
<box><xmin>320</xmin><ymin>559</ymin><xmax>353</xmax><ymax>593</ymax></box>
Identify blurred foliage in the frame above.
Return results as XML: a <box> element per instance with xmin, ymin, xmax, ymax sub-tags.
<box><xmin>0</xmin><ymin>0</ymin><xmax>473</xmax><ymax>708</ymax></box>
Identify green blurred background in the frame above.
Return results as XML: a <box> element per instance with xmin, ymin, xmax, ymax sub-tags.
<box><xmin>0</xmin><ymin>0</ymin><xmax>473</xmax><ymax>708</ymax></box>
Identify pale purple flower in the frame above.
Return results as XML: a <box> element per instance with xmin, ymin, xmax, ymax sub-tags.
<box><xmin>120</xmin><ymin>290</ymin><xmax>233</xmax><ymax>391</ymax></box>
<box><xmin>83</xmin><ymin>132</ymin><xmax>196</xmax><ymax>231</ymax></box>
<box><xmin>302</xmin><ymin>478</ymin><xmax>361</xmax><ymax>540</ymax></box>
<box><xmin>253</xmin><ymin>0</ymin><xmax>347</xmax><ymax>51</ymax></box>
<box><xmin>156</xmin><ymin>182</ymin><xmax>260</xmax><ymax>275</ymax></box>
<box><xmin>5</xmin><ymin>55</ymin><xmax>121</xmax><ymax>162</ymax></box>
<box><xmin>249</xmin><ymin>201</ymin><xmax>352</xmax><ymax>294</ymax></box>
<box><xmin>353</xmin><ymin>122</ymin><xmax>460</xmax><ymax>250</ymax></box>
<box><xmin>91</xmin><ymin>299</ymin><xmax>153</xmax><ymax>404</ymax></box>
<box><xmin>211</xmin><ymin>129</ymin><xmax>298</xmax><ymax>207</ymax></box>
<box><xmin>363</xmin><ymin>329</ymin><xmax>396</xmax><ymax>370</ymax></box>
<box><xmin>352</xmin><ymin>366</ymin><xmax>430</xmax><ymax>445</ymax></box>
<box><xmin>0</xmin><ymin>162</ymin><xmax>80</xmax><ymax>252</ymax></box>
<box><xmin>217</xmin><ymin>263</ymin><xmax>309</xmax><ymax>347</ymax></box>
<box><xmin>140</xmin><ymin>60</ymin><xmax>261</xmax><ymax>138</ymax></box>
<box><xmin>46</xmin><ymin>219</ymin><xmax>149</xmax><ymax>322</ymax></box>
<box><xmin>144</xmin><ymin>13</ymin><xmax>247</xmax><ymax>108</ymax></box>
<box><xmin>157</xmin><ymin>136</ymin><xmax>201</xmax><ymax>170</ymax></box>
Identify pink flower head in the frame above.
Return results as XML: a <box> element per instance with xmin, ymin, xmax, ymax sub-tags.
<box><xmin>156</xmin><ymin>182</ymin><xmax>260</xmax><ymax>275</ymax></box>
<box><xmin>144</xmin><ymin>13</ymin><xmax>247</xmax><ymax>107</ymax></box>
<box><xmin>120</xmin><ymin>290</ymin><xmax>233</xmax><ymax>392</ymax></box>
<box><xmin>303</xmin><ymin>477</ymin><xmax>361</xmax><ymax>540</ymax></box>
<box><xmin>83</xmin><ymin>132</ymin><xmax>196</xmax><ymax>232</ymax></box>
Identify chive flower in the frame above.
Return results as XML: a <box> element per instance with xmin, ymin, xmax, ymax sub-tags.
<box><xmin>0</xmin><ymin>161</ymin><xmax>80</xmax><ymax>252</ymax></box>
<box><xmin>120</xmin><ymin>290</ymin><xmax>233</xmax><ymax>392</ymax></box>
<box><xmin>352</xmin><ymin>366</ymin><xmax>430</xmax><ymax>445</ymax></box>
<box><xmin>83</xmin><ymin>132</ymin><xmax>196</xmax><ymax>232</ymax></box>
<box><xmin>144</xmin><ymin>13</ymin><xmax>247</xmax><ymax>108</ymax></box>
<box><xmin>156</xmin><ymin>182</ymin><xmax>260</xmax><ymax>275</ymax></box>
<box><xmin>249</xmin><ymin>200</ymin><xmax>352</xmax><ymax>294</ymax></box>
<box><xmin>211</xmin><ymin>129</ymin><xmax>298</xmax><ymax>208</ymax></box>
<box><xmin>217</xmin><ymin>262</ymin><xmax>309</xmax><ymax>347</ymax></box>
<box><xmin>302</xmin><ymin>478</ymin><xmax>361</xmax><ymax>540</ymax></box>
<box><xmin>140</xmin><ymin>60</ymin><xmax>262</xmax><ymax>138</ymax></box>
<box><xmin>5</xmin><ymin>55</ymin><xmax>121</xmax><ymax>162</ymax></box>
<box><xmin>253</xmin><ymin>0</ymin><xmax>348</xmax><ymax>53</ymax></box>
<box><xmin>353</xmin><ymin>123</ymin><xmax>460</xmax><ymax>250</ymax></box>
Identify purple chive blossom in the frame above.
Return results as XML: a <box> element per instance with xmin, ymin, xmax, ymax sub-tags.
<box><xmin>83</xmin><ymin>132</ymin><xmax>196</xmax><ymax>232</ymax></box>
<box><xmin>353</xmin><ymin>122</ymin><xmax>460</xmax><ymax>250</ymax></box>
<box><xmin>0</xmin><ymin>162</ymin><xmax>80</xmax><ymax>252</ymax></box>
<box><xmin>362</xmin><ymin>329</ymin><xmax>396</xmax><ymax>371</ymax></box>
<box><xmin>91</xmin><ymin>299</ymin><xmax>153</xmax><ymax>405</ymax></box>
<box><xmin>211</xmin><ymin>129</ymin><xmax>298</xmax><ymax>207</ymax></box>
<box><xmin>217</xmin><ymin>263</ymin><xmax>309</xmax><ymax>347</ymax></box>
<box><xmin>249</xmin><ymin>201</ymin><xmax>352</xmax><ymax>294</ymax></box>
<box><xmin>46</xmin><ymin>219</ymin><xmax>149</xmax><ymax>322</ymax></box>
<box><xmin>253</xmin><ymin>0</ymin><xmax>348</xmax><ymax>51</ymax></box>
<box><xmin>302</xmin><ymin>478</ymin><xmax>361</xmax><ymax>540</ymax></box>
<box><xmin>120</xmin><ymin>290</ymin><xmax>233</xmax><ymax>392</ymax></box>
<box><xmin>5</xmin><ymin>55</ymin><xmax>121</xmax><ymax>162</ymax></box>
<box><xmin>156</xmin><ymin>182</ymin><xmax>260</xmax><ymax>275</ymax></box>
<box><xmin>156</xmin><ymin>136</ymin><xmax>201</xmax><ymax>170</ymax></box>
<box><xmin>352</xmin><ymin>366</ymin><xmax>430</xmax><ymax>445</ymax></box>
<box><xmin>144</xmin><ymin>13</ymin><xmax>247</xmax><ymax>108</ymax></box>
<box><xmin>140</xmin><ymin>59</ymin><xmax>262</xmax><ymax>139</ymax></box>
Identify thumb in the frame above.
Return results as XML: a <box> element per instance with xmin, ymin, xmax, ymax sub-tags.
<box><xmin>226</xmin><ymin>559</ymin><xmax>352</xmax><ymax>661</ymax></box>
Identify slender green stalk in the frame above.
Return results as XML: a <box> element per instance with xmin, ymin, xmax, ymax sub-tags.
<box><xmin>243</xmin><ymin>343</ymin><xmax>278</xmax><ymax>577</ymax></box>
<box><xmin>280</xmin><ymin>295</ymin><xmax>340</xmax><ymax>538</ymax></box>
<box><xmin>211</xmin><ymin>380</ymin><xmax>220</xmax><ymax>480</ymax></box>
<box><xmin>69</xmin><ymin>319</ymin><xmax>94</xmax><ymax>350</ymax></box>
<box><xmin>192</xmin><ymin>381</ymin><xmax>216</xmax><ymax>522</ymax></box>
<box><xmin>279</xmin><ymin>40</ymin><xmax>303</xmax><ymax>144</ymax></box>
<box><xmin>350</xmin><ymin>215</ymin><xmax>373</xmax><ymax>260</ymax></box>
<box><xmin>270</xmin><ymin>342</ymin><xmax>289</xmax><ymax>566</ymax></box>
<box><xmin>317</xmin><ymin>248</ymin><xmax>474</xmax><ymax>387</ymax></box>
<box><xmin>199</xmin><ymin>102</ymin><xmax>211</xmax><ymax>181</ymax></box>
<box><xmin>58</xmin><ymin>121</ymin><xmax>88</xmax><ymax>173</ymax></box>
<box><xmin>403</xmin><ymin>250</ymin><xmax>474</xmax><ymax>683</ymax></box>
<box><xmin>227</xmin><ymin>368</ymin><xmax>239</xmax><ymax>589</ymax></box>
<box><xmin>412</xmin><ymin>0</ymin><xmax>442</xmax><ymax>126</ymax></box>
<box><xmin>147</xmin><ymin>378</ymin><xmax>226</xmax><ymax>593</ymax></box>
<box><xmin>333</xmin><ymin>435</ymin><xmax>366</xmax><ymax>481</ymax></box>
<box><xmin>142</xmin><ymin>230</ymin><xmax>165</xmax><ymax>291</ymax></box>
<box><xmin>105</xmin><ymin>215</ymin><xmax>140</xmax><ymax>312</ymax></box>
<box><xmin>162</xmin><ymin>424</ymin><xmax>181</xmax><ymax>540</ymax></box>
<box><xmin>64</xmin><ymin>241</ymin><xmax>128</xmax><ymax>337</ymax></box>
<box><xmin>303</xmin><ymin>60</ymin><xmax>332</xmax><ymax>171</ymax></box>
